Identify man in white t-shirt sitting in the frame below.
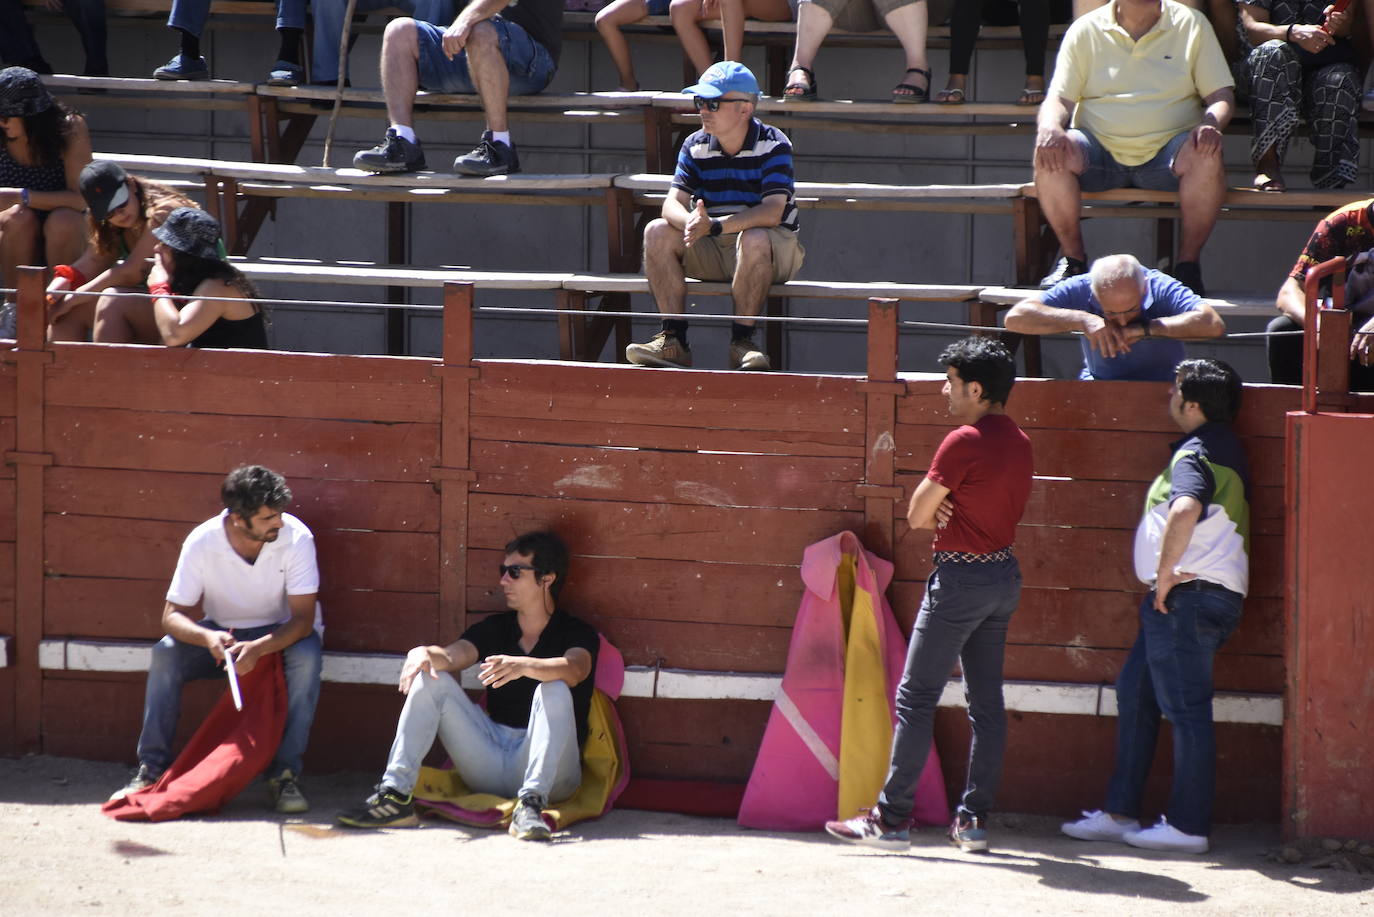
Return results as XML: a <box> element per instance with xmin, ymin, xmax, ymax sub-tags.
<box><xmin>110</xmin><ymin>465</ymin><xmax>324</xmax><ymax>813</ymax></box>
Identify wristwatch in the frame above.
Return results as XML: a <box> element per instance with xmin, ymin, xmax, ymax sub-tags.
<box><xmin>1141</xmin><ymin>319</ymin><xmax>1153</xmax><ymax>337</ymax></box>
<box><xmin>709</xmin><ymin>219</ymin><xmax>723</xmax><ymax>237</ymax></box>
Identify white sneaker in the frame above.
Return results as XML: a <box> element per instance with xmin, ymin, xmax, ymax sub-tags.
<box><xmin>1123</xmin><ymin>816</ymin><xmax>1209</xmax><ymax>854</ymax></box>
<box><xmin>1061</xmin><ymin>809</ymin><xmax>1139</xmax><ymax>842</ymax></box>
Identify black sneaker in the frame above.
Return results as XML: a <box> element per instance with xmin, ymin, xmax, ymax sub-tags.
<box><xmin>109</xmin><ymin>763</ymin><xmax>160</xmax><ymax>801</ymax></box>
<box><xmin>153</xmin><ymin>53</ymin><xmax>209</xmax><ymax>81</ymax></box>
<box><xmin>1039</xmin><ymin>255</ymin><xmax>1088</xmax><ymax>289</ymax></box>
<box><xmin>353</xmin><ymin>129</ymin><xmax>426</xmax><ymax>174</ymax></box>
<box><xmin>509</xmin><ymin>792</ymin><xmax>551</xmax><ymax>840</ymax></box>
<box><xmin>336</xmin><ymin>784</ymin><xmax>418</xmax><ymax>828</ymax></box>
<box><xmin>1172</xmin><ymin>260</ymin><xmax>1207</xmax><ymax>297</ymax></box>
<box><xmin>453</xmin><ymin>131</ymin><xmax>520</xmax><ymax>177</ymax></box>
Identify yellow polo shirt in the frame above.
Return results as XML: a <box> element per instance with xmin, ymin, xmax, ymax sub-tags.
<box><xmin>1047</xmin><ymin>0</ymin><xmax>1233</xmax><ymax>166</ymax></box>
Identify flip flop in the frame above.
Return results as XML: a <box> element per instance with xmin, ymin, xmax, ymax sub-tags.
<box><xmin>782</xmin><ymin>66</ymin><xmax>817</xmax><ymax>102</ymax></box>
<box><xmin>935</xmin><ymin>87</ymin><xmax>966</xmax><ymax>105</ymax></box>
<box><xmin>1017</xmin><ymin>86</ymin><xmax>1045</xmax><ymax>106</ymax></box>
<box><xmin>892</xmin><ymin>67</ymin><xmax>930</xmax><ymax>104</ymax></box>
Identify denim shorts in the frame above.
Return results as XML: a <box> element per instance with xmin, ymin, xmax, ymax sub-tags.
<box><xmin>415</xmin><ymin>16</ymin><xmax>556</xmax><ymax>95</ymax></box>
<box><xmin>646</xmin><ymin>0</ymin><xmax>670</xmax><ymax>13</ymax></box>
<box><xmin>1071</xmin><ymin>128</ymin><xmax>1191</xmax><ymax>193</ymax></box>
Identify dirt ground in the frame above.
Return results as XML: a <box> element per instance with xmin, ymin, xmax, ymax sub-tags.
<box><xmin>2</xmin><ymin>754</ymin><xmax>1371</xmax><ymax>917</ymax></box>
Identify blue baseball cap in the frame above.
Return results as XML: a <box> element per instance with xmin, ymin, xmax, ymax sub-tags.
<box><xmin>683</xmin><ymin>61</ymin><xmax>760</xmax><ymax>99</ymax></box>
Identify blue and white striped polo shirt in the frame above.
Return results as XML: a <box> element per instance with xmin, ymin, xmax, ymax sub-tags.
<box><xmin>670</xmin><ymin>118</ymin><xmax>800</xmax><ymax>233</ymax></box>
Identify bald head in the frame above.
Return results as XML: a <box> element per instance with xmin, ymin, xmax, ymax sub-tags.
<box><xmin>1090</xmin><ymin>255</ymin><xmax>1148</xmax><ymax>326</ymax></box>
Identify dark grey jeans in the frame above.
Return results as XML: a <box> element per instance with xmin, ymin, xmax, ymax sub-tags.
<box><xmin>878</xmin><ymin>556</ymin><xmax>1022</xmax><ymax>824</ymax></box>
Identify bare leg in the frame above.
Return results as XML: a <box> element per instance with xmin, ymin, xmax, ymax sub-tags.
<box><xmin>380</xmin><ymin>18</ymin><xmax>421</xmax><ymax>128</ymax></box>
<box><xmin>884</xmin><ymin>0</ymin><xmax>930</xmax><ymax>97</ymax></box>
<box><xmin>0</xmin><ymin>204</ymin><xmax>41</xmax><ymax>302</ymax></box>
<box><xmin>42</xmin><ymin>208</ymin><xmax>88</xmax><ymax>269</ymax></box>
<box><xmin>789</xmin><ymin>1</ymin><xmax>834</xmax><ymax>74</ymax></box>
<box><xmin>671</xmin><ymin>0</ymin><xmax>714</xmax><ymax>76</ymax></box>
<box><xmin>1033</xmin><ymin>142</ymin><xmax>1088</xmax><ymax>262</ymax></box>
<box><xmin>1253</xmin><ymin>146</ymin><xmax>1285</xmax><ymax>191</ymax></box>
<box><xmin>644</xmin><ymin>218</ymin><xmax>688</xmax><ymax>314</ymax></box>
<box><xmin>93</xmin><ymin>288</ymin><xmax>161</xmax><ymax>344</ymax></box>
<box><xmin>731</xmin><ymin>228</ymin><xmax>774</xmax><ymax>321</ymax></box>
<box><xmin>595</xmin><ymin>0</ymin><xmax>649</xmax><ymax>89</ymax></box>
<box><xmin>1173</xmin><ymin>136</ymin><xmax>1225</xmax><ymax>263</ymax></box>
<box><xmin>465</xmin><ymin>20</ymin><xmax>510</xmax><ymax>132</ymax></box>
<box><xmin>47</xmin><ymin>297</ymin><xmax>96</xmax><ymax>342</ymax></box>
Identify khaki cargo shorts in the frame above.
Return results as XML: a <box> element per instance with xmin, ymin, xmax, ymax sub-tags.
<box><xmin>681</xmin><ymin>226</ymin><xmax>806</xmax><ymax>284</ymax></box>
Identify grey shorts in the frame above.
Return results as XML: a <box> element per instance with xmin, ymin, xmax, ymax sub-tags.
<box><xmin>800</xmin><ymin>0</ymin><xmax>919</xmax><ymax>32</ymax></box>
<box><xmin>1071</xmin><ymin>128</ymin><xmax>1192</xmax><ymax>193</ymax></box>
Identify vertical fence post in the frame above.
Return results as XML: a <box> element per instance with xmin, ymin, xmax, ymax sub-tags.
<box><xmin>857</xmin><ymin>298</ymin><xmax>904</xmax><ymax>559</ymax></box>
<box><xmin>1302</xmin><ymin>257</ymin><xmax>1352</xmax><ymax>414</ymax></box>
<box><xmin>6</xmin><ymin>266</ymin><xmax>53</xmax><ymax>752</ymax></box>
<box><xmin>432</xmin><ymin>282</ymin><xmax>477</xmax><ymax>641</ymax></box>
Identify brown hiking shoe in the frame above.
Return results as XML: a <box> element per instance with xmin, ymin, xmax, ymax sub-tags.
<box><xmin>728</xmin><ymin>338</ymin><xmax>771</xmax><ymax>370</ymax></box>
<box><xmin>626</xmin><ymin>331</ymin><xmax>692</xmax><ymax>368</ymax></box>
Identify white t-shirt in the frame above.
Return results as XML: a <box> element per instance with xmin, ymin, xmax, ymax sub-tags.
<box><xmin>166</xmin><ymin>509</ymin><xmax>323</xmax><ymax>634</ymax></box>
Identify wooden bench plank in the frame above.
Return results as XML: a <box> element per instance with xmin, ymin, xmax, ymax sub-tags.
<box><xmin>42</xmin><ymin>75</ymin><xmax>254</xmax><ymax>95</ymax></box>
<box><xmin>978</xmin><ymin>286</ymin><xmax>1278</xmax><ymax>319</ymax></box>
<box><xmin>563</xmin><ymin>273</ymin><xmax>982</xmax><ymax>302</ymax></box>
<box><xmin>613</xmin><ymin>172</ymin><xmax>1023</xmax><ymax>201</ymax></box>
<box><xmin>236</xmin><ymin>262</ymin><xmax>572</xmax><ymax>290</ymax></box>
<box><xmin>258</xmin><ymin>85</ymin><xmax>659</xmax><ymax>111</ymax></box>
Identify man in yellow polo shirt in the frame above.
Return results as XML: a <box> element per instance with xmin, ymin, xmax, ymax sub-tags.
<box><xmin>1033</xmin><ymin>0</ymin><xmax>1234</xmax><ymax>297</ymax></box>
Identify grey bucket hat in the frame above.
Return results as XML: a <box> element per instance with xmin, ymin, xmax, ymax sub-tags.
<box><xmin>152</xmin><ymin>207</ymin><xmax>225</xmax><ymax>261</ymax></box>
<box><xmin>0</xmin><ymin>67</ymin><xmax>53</xmax><ymax>118</ymax></box>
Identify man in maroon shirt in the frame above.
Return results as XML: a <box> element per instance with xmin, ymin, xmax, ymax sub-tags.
<box><xmin>826</xmin><ymin>335</ymin><xmax>1034</xmax><ymax>855</ymax></box>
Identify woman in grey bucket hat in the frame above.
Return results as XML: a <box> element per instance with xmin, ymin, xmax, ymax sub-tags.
<box><xmin>0</xmin><ymin>67</ymin><xmax>93</xmax><ymax>336</ymax></box>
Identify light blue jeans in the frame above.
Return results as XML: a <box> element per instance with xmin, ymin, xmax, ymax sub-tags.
<box><xmin>136</xmin><ymin>620</ymin><xmax>323</xmax><ymax>778</ymax></box>
<box><xmin>310</xmin><ymin>0</ymin><xmax>455</xmax><ymax>83</ymax></box>
<box><xmin>381</xmin><ymin>672</ymin><xmax>582</xmax><ymax>802</ymax></box>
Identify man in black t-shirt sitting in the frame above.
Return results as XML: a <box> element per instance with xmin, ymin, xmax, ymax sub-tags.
<box><xmin>351</xmin><ymin>0</ymin><xmax>563</xmax><ymax>176</ymax></box>
<box><xmin>337</xmin><ymin>531</ymin><xmax>598</xmax><ymax>840</ymax></box>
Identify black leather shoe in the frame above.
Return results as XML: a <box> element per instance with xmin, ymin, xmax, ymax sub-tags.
<box><xmin>1172</xmin><ymin>260</ymin><xmax>1206</xmax><ymax>297</ymax></box>
<box><xmin>1039</xmin><ymin>255</ymin><xmax>1088</xmax><ymax>289</ymax></box>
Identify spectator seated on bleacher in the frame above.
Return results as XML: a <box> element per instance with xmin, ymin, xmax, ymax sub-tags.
<box><xmin>782</xmin><ymin>0</ymin><xmax>930</xmax><ymax>102</ymax></box>
<box><xmin>46</xmin><ymin>160</ymin><xmax>196</xmax><ymax>341</ymax></box>
<box><xmin>1033</xmin><ymin>0</ymin><xmax>1234</xmax><ymax>297</ymax></box>
<box><xmin>938</xmin><ymin>0</ymin><xmax>1049</xmax><ymax>104</ymax></box>
<box><xmin>312</xmin><ymin>0</ymin><xmax>455</xmax><ymax>87</ymax></box>
<box><xmin>0</xmin><ymin>0</ymin><xmax>109</xmax><ymax>76</ymax></box>
<box><xmin>152</xmin><ymin>0</ymin><xmax>309</xmax><ymax>84</ymax></box>
<box><xmin>1074</xmin><ymin>0</ymin><xmax>1240</xmax><ymax>60</ymax></box>
<box><xmin>595</xmin><ymin>0</ymin><xmax>793</xmax><ymax>90</ymax></box>
<box><xmin>352</xmin><ymin>0</ymin><xmax>563</xmax><ymax>176</ymax></box>
<box><xmin>627</xmin><ymin>62</ymin><xmax>802</xmax><ymax>371</ymax></box>
<box><xmin>1234</xmin><ymin>0</ymin><xmax>1359</xmax><ymax>192</ymax></box>
<box><xmin>0</xmin><ymin>66</ymin><xmax>91</xmax><ymax>336</ymax></box>
<box><xmin>1268</xmin><ymin>198</ymin><xmax>1374</xmax><ymax>389</ymax></box>
<box><xmin>335</xmin><ymin>531</ymin><xmax>602</xmax><ymax>842</ymax></box>
<box><xmin>1005</xmin><ymin>253</ymin><xmax>1225</xmax><ymax>381</ymax></box>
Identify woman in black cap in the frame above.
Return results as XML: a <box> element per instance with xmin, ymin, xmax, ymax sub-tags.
<box><xmin>46</xmin><ymin>159</ymin><xmax>196</xmax><ymax>341</ymax></box>
<box><xmin>0</xmin><ymin>66</ymin><xmax>92</xmax><ymax>324</ymax></box>
<box><xmin>138</xmin><ymin>207</ymin><xmax>266</xmax><ymax>348</ymax></box>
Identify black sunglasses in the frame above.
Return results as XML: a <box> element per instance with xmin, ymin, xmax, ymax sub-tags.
<box><xmin>693</xmin><ymin>97</ymin><xmax>745</xmax><ymax>112</ymax></box>
<box><xmin>499</xmin><ymin>563</ymin><xmax>537</xmax><ymax>579</ymax></box>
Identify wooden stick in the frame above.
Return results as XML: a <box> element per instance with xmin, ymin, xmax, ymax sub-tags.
<box><xmin>321</xmin><ymin>0</ymin><xmax>360</xmax><ymax>168</ymax></box>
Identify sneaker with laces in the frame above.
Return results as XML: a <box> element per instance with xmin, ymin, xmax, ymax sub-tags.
<box><xmin>509</xmin><ymin>793</ymin><xmax>551</xmax><ymax>841</ymax></box>
<box><xmin>153</xmin><ymin>53</ymin><xmax>210</xmax><ymax>81</ymax></box>
<box><xmin>1123</xmin><ymin>816</ymin><xmax>1209</xmax><ymax>854</ymax></box>
<box><xmin>336</xmin><ymin>784</ymin><xmax>418</xmax><ymax>828</ymax></box>
<box><xmin>453</xmin><ymin>131</ymin><xmax>520</xmax><ymax>177</ymax></box>
<box><xmin>267</xmin><ymin>60</ymin><xmax>303</xmax><ymax>87</ymax></box>
<box><xmin>1039</xmin><ymin>255</ymin><xmax>1088</xmax><ymax>289</ymax></box>
<box><xmin>1061</xmin><ymin>809</ymin><xmax>1139</xmax><ymax>843</ymax></box>
<box><xmin>728</xmin><ymin>338</ymin><xmax>771</xmax><ymax>370</ymax></box>
<box><xmin>823</xmin><ymin>807</ymin><xmax>909</xmax><ymax>850</ymax></box>
<box><xmin>948</xmin><ymin>814</ymin><xmax>989</xmax><ymax>852</ymax></box>
<box><xmin>108</xmin><ymin>763</ymin><xmax>160</xmax><ymax>801</ymax></box>
<box><xmin>268</xmin><ymin>769</ymin><xmax>309</xmax><ymax>814</ymax></box>
<box><xmin>626</xmin><ymin>331</ymin><xmax>693</xmax><ymax>368</ymax></box>
<box><xmin>353</xmin><ymin>129</ymin><xmax>426</xmax><ymax>174</ymax></box>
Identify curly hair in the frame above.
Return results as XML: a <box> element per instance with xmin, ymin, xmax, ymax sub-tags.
<box><xmin>88</xmin><ymin>177</ymin><xmax>195</xmax><ymax>260</ymax></box>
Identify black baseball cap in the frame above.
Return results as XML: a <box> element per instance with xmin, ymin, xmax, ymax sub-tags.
<box><xmin>80</xmin><ymin>160</ymin><xmax>132</xmax><ymax>222</ymax></box>
<box><xmin>0</xmin><ymin>67</ymin><xmax>53</xmax><ymax>118</ymax></box>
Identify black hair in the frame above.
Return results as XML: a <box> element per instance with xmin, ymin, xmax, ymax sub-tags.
<box><xmin>221</xmin><ymin>465</ymin><xmax>292</xmax><ymax>519</ymax></box>
<box><xmin>168</xmin><ymin>247</ymin><xmax>262</xmax><ymax>315</ymax></box>
<box><xmin>20</xmin><ymin>102</ymin><xmax>76</xmax><ymax>170</ymax></box>
<box><xmin>504</xmin><ymin>531</ymin><xmax>569</xmax><ymax>598</ymax></box>
<box><xmin>938</xmin><ymin>335</ymin><xmax>1017</xmax><ymax>405</ymax></box>
<box><xmin>1176</xmin><ymin>358</ymin><xmax>1242</xmax><ymax>423</ymax></box>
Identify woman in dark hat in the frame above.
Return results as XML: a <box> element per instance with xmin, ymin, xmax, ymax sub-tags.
<box><xmin>135</xmin><ymin>207</ymin><xmax>266</xmax><ymax>348</ymax></box>
<box><xmin>46</xmin><ymin>159</ymin><xmax>196</xmax><ymax>341</ymax></box>
<box><xmin>0</xmin><ymin>66</ymin><xmax>92</xmax><ymax>323</ymax></box>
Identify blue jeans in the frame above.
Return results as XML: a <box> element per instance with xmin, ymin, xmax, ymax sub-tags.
<box><xmin>878</xmin><ymin>557</ymin><xmax>1022</xmax><ymax>823</ymax></box>
<box><xmin>0</xmin><ymin>0</ymin><xmax>107</xmax><ymax>74</ymax></box>
<box><xmin>169</xmin><ymin>0</ymin><xmax>305</xmax><ymax>37</ymax></box>
<box><xmin>1072</xmin><ymin>128</ymin><xmax>1192</xmax><ymax>193</ymax></box>
<box><xmin>136</xmin><ymin>620</ymin><xmax>323</xmax><ymax>777</ymax></box>
<box><xmin>381</xmin><ymin>672</ymin><xmax>582</xmax><ymax>802</ymax></box>
<box><xmin>310</xmin><ymin>0</ymin><xmax>455</xmax><ymax>83</ymax></box>
<box><xmin>1104</xmin><ymin>582</ymin><xmax>1243</xmax><ymax>837</ymax></box>
<box><xmin>414</xmin><ymin>16</ymin><xmax>556</xmax><ymax>95</ymax></box>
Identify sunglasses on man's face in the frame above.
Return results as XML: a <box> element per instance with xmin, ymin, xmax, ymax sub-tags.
<box><xmin>499</xmin><ymin>563</ymin><xmax>537</xmax><ymax>580</ymax></box>
<box><xmin>693</xmin><ymin>97</ymin><xmax>745</xmax><ymax>112</ymax></box>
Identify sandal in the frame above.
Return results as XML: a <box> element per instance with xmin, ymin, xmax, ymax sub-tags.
<box><xmin>1253</xmin><ymin>172</ymin><xmax>1286</xmax><ymax>192</ymax></box>
<box><xmin>1017</xmin><ymin>86</ymin><xmax>1046</xmax><ymax>106</ymax></box>
<box><xmin>935</xmin><ymin>87</ymin><xmax>966</xmax><ymax>105</ymax></box>
<box><xmin>782</xmin><ymin>65</ymin><xmax>817</xmax><ymax>102</ymax></box>
<box><xmin>891</xmin><ymin>67</ymin><xmax>930</xmax><ymax>103</ymax></box>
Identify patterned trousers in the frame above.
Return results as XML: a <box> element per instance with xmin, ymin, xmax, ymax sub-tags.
<box><xmin>1243</xmin><ymin>39</ymin><xmax>1359</xmax><ymax>189</ymax></box>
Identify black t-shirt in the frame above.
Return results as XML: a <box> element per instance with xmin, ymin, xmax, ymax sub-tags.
<box><xmin>497</xmin><ymin>0</ymin><xmax>564</xmax><ymax>66</ymax></box>
<box><xmin>461</xmin><ymin>608</ymin><xmax>598</xmax><ymax>745</ymax></box>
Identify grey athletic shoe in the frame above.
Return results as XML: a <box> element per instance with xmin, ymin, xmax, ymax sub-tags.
<box><xmin>509</xmin><ymin>793</ymin><xmax>551</xmax><ymax>841</ymax></box>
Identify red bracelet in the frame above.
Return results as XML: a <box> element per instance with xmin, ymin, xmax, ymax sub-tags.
<box><xmin>53</xmin><ymin>264</ymin><xmax>88</xmax><ymax>286</ymax></box>
<box><xmin>148</xmin><ymin>281</ymin><xmax>173</xmax><ymax>297</ymax></box>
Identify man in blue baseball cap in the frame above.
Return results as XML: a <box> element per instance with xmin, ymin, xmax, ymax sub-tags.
<box><xmin>628</xmin><ymin>61</ymin><xmax>805</xmax><ymax>371</ymax></box>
